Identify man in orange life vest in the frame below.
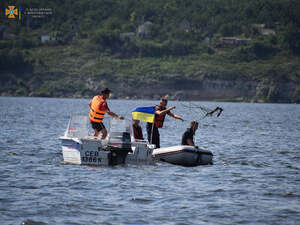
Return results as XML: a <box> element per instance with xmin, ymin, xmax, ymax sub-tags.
<box><xmin>146</xmin><ymin>97</ymin><xmax>184</xmax><ymax>148</ymax></box>
<box><xmin>89</xmin><ymin>88</ymin><xmax>124</xmax><ymax>139</ymax></box>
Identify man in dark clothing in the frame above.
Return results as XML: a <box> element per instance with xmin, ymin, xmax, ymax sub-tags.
<box><xmin>181</xmin><ymin>121</ymin><xmax>199</xmax><ymax>146</ymax></box>
<box><xmin>133</xmin><ymin>120</ymin><xmax>144</xmax><ymax>140</ymax></box>
<box><xmin>147</xmin><ymin>97</ymin><xmax>183</xmax><ymax>148</ymax></box>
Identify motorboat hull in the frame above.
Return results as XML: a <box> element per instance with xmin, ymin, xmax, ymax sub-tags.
<box><xmin>152</xmin><ymin>145</ymin><xmax>213</xmax><ymax>167</ymax></box>
<box><xmin>60</xmin><ymin>136</ymin><xmax>130</xmax><ymax>166</ymax></box>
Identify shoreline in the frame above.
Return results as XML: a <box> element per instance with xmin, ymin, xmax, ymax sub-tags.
<box><xmin>1</xmin><ymin>94</ymin><xmax>298</xmax><ymax>104</ymax></box>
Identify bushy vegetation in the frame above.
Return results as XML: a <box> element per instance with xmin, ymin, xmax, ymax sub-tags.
<box><xmin>0</xmin><ymin>48</ymin><xmax>33</xmax><ymax>72</ymax></box>
<box><xmin>1</xmin><ymin>0</ymin><xmax>300</xmax><ymax>56</ymax></box>
<box><xmin>0</xmin><ymin>0</ymin><xmax>299</xmax><ymax>102</ymax></box>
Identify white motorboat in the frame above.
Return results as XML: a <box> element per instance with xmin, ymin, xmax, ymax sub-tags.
<box><xmin>60</xmin><ymin>115</ymin><xmax>213</xmax><ymax>167</ymax></box>
<box><xmin>152</xmin><ymin>145</ymin><xmax>213</xmax><ymax>167</ymax></box>
<box><xmin>59</xmin><ymin>115</ymin><xmax>156</xmax><ymax>166</ymax></box>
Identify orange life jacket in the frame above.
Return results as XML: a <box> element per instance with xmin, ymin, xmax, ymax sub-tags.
<box><xmin>89</xmin><ymin>96</ymin><xmax>107</xmax><ymax>123</ymax></box>
<box><xmin>154</xmin><ymin>105</ymin><xmax>166</xmax><ymax>128</ymax></box>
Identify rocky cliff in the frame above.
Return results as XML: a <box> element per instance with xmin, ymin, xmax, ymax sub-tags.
<box><xmin>71</xmin><ymin>73</ymin><xmax>300</xmax><ymax>103</ymax></box>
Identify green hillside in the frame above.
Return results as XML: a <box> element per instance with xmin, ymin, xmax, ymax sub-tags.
<box><xmin>1</xmin><ymin>0</ymin><xmax>300</xmax><ymax>102</ymax></box>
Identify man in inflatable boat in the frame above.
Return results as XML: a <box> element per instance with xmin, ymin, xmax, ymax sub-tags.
<box><xmin>181</xmin><ymin>121</ymin><xmax>198</xmax><ymax>146</ymax></box>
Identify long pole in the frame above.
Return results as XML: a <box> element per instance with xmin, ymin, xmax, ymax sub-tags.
<box><xmin>150</xmin><ymin>120</ymin><xmax>154</xmax><ymax>144</ymax></box>
<box><xmin>150</xmin><ymin>117</ymin><xmax>155</xmax><ymax>145</ymax></box>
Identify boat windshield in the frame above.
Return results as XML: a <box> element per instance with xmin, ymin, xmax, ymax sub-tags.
<box><xmin>65</xmin><ymin>114</ymin><xmax>90</xmax><ymax>138</ymax></box>
<box><xmin>108</xmin><ymin>118</ymin><xmax>132</xmax><ymax>135</ymax></box>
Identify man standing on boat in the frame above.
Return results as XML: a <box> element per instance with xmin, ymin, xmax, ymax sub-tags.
<box><xmin>89</xmin><ymin>88</ymin><xmax>124</xmax><ymax>139</ymax></box>
<box><xmin>147</xmin><ymin>96</ymin><xmax>184</xmax><ymax>148</ymax></box>
<box><xmin>181</xmin><ymin>121</ymin><xmax>198</xmax><ymax>146</ymax></box>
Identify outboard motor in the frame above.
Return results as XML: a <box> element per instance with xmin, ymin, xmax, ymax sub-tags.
<box><xmin>105</xmin><ymin>131</ymin><xmax>132</xmax><ymax>166</ymax></box>
<box><xmin>102</xmin><ymin>118</ymin><xmax>133</xmax><ymax>166</ymax></box>
<box><xmin>107</xmin><ymin>131</ymin><xmax>132</xmax><ymax>150</ymax></box>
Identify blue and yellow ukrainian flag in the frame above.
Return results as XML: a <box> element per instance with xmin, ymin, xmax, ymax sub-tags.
<box><xmin>132</xmin><ymin>106</ymin><xmax>155</xmax><ymax>123</ymax></box>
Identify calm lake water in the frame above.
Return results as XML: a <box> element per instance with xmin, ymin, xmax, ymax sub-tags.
<box><xmin>0</xmin><ymin>97</ymin><xmax>299</xmax><ymax>225</ymax></box>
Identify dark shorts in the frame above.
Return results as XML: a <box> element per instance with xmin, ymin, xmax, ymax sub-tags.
<box><xmin>91</xmin><ymin>122</ymin><xmax>106</xmax><ymax>132</ymax></box>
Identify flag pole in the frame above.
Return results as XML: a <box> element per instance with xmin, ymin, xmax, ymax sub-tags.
<box><xmin>150</xmin><ymin>115</ymin><xmax>155</xmax><ymax>146</ymax></box>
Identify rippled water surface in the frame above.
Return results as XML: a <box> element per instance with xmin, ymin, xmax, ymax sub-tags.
<box><xmin>0</xmin><ymin>97</ymin><xmax>299</xmax><ymax>225</ymax></box>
